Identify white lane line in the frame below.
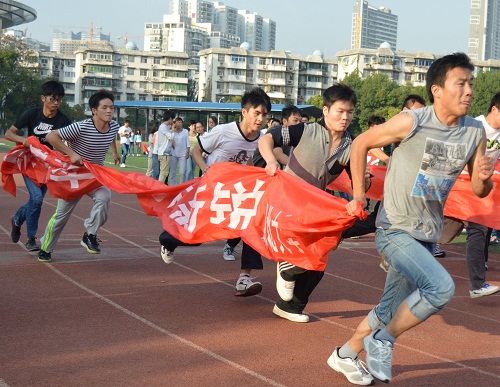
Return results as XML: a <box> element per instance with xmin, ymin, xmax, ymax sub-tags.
<box><xmin>3</xmin><ymin>191</ymin><xmax>500</xmax><ymax>379</ymax></box>
<box><xmin>0</xmin><ymin>379</ymin><xmax>11</xmax><ymax>387</ymax></box>
<box><xmin>46</xmin><ymin>264</ymin><xmax>285</xmax><ymax>387</ymax></box>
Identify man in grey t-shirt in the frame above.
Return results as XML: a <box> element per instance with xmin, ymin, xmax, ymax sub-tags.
<box><xmin>330</xmin><ymin>53</ymin><xmax>495</xmax><ymax>384</ymax></box>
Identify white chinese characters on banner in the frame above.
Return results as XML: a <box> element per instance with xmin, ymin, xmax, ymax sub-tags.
<box><xmin>169</xmin><ymin>184</ymin><xmax>207</xmax><ymax>232</ymax></box>
<box><xmin>210</xmin><ymin>180</ymin><xmax>265</xmax><ymax>229</ymax></box>
<box><xmin>264</xmin><ymin>204</ymin><xmax>305</xmax><ymax>255</ymax></box>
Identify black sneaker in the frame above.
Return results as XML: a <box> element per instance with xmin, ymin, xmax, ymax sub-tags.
<box><xmin>25</xmin><ymin>237</ymin><xmax>40</xmax><ymax>251</ymax></box>
<box><xmin>37</xmin><ymin>250</ymin><xmax>52</xmax><ymax>262</ymax></box>
<box><xmin>81</xmin><ymin>232</ymin><xmax>101</xmax><ymax>254</ymax></box>
<box><xmin>11</xmin><ymin>216</ymin><xmax>21</xmax><ymax>243</ymax></box>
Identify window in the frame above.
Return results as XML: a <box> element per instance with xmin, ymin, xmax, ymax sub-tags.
<box><xmin>127</xmin><ymin>68</ymin><xmax>135</xmax><ymax>75</ymax></box>
<box><xmin>87</xmin><ymin>65</ymin><xmax>113</xmax><ymax>74</ymax></box>
<box><xmin>141</xmin><ymin>56</ymin><xmax>148</xmax><ymax>64</ymax></box>
<box><xmin>230</xmin><ymin>55</ymin><xmax>245</xmax><ymax>62</ymax></box>
<box><xmin>140</xmin><ymin>69</ymin><xmax>148</xmax><ymax>77</ymax></box>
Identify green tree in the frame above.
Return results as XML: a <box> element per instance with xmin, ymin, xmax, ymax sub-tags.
<box><xmin>469</xmin><ymin>70</ymin><xmax>500</xmax><ymax>117</ymax></box>
<box><xmin>0</xmin><ymin>34</ymin><xmax>41</xmax><ymax>133</ymax></box>
<box><xmin>306</xmin><ymin>94</ymin><xmax>323</xmax><ymax>109</ymax></box>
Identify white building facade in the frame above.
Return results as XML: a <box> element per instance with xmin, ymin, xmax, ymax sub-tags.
<box><xmin>145</xmin><ymin>1</ymin><xmax>275</xmax><ymax>65</ymax></box>
<box><xmin>38</xmin><ymin>46</ymin><xmax>189</xmax><ymax>112</ymax></box>
<box><xmin>198</xmin><ymin>47</ymin><xmax>338</xmax><ymax>105</ymax></box>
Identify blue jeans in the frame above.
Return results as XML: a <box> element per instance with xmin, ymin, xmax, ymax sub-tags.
<box><xmin>169</xmin><ymin>155</ymin><xmax>186</xmax><ymax>186</ymax></box>
<box><xmin>13</xmin><ymin>175</ymin><xmax>48</xmax><ymax>238</ymax></box>
<box><xmin>121</xmin><ymin>143</ymin><xmax>130</xmax><ymax>164</ymax></box>
<box><xmin>151</xmin><ymin>153</ymin><xmax>159</xmax><ymax>180</ymax></box>
<box><xmin>185</xmin><ymin>154</ymin><xmax>196</xmax><ymax>181</ymax></box>
<box><xmin>368</xmin><ymin>228</ymin><xmax>455</xmax><ymax>329</ymax></box>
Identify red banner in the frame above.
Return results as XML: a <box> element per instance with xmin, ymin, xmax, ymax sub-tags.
<box><xmin>1</xmin><ymin>137</ymin><xmax>365</xmax><ymax>271</ymax></box>
<box><xmin>327</xmin><ymin>157</ymin><xmax>500</xmax><ymax>230</ymax></box>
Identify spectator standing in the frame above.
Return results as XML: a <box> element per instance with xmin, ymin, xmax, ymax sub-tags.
<box><xmin>157</xmin><ymin>111</ymin><xmax>175</xmax><ymax>184</ymax></box>
<box><xmin>185</xmin><ymin>120</ymin><xmax>198</xmax><ymax>181</ymax></box>
<box><xmin>169</xmin><ymin>117</ymin><xmax>190</xmax><ymax>185</ymax></box>
<box><xmin>118</xmin><ymin>120</ymin><xmax>132</xmax><ymax>167</ymax></box>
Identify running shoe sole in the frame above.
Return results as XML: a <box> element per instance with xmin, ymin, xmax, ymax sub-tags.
<box><xmin>234</xmin><ymin>282</ymin><xmax>262</xmax><ymax>297</ymax></box>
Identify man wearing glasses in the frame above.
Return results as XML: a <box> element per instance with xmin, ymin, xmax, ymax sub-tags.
<box><xmin>5</xmin><ymin>80</ymin><xmax>72</xmax><ymax>252</ymax></box>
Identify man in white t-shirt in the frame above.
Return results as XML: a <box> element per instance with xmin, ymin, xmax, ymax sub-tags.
<box><xmin>158</xmin><ymin>87</ymin><xmax>271</xmax><ymax>298</ymax></box>
<box><xmin>157</xmin><ymin>111</ymin><xmax>175</xmax><ymax>184</ymax></box>
<box><xmin>464</xmin><ymin>92</ymin><xmax>500</xmax><ymax>298</ymax></box>
<box><xmin>118</xmin><ymin>120</ymin><xmax>132</xmax><ymax>167</ymax></box>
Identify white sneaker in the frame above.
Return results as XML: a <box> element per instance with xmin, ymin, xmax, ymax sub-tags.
<box><xmin>276</xmin><ymin>263</ymin><xmax>295</xmax><ymax>301</ymax></box>
<box><xmin>272</xmin><ymin>304</ymin><xmax>309</xmax><ymax>323</ymax></box>
<box><xmin>470</xmin><ymin>283</ymin><xmax>500</xmax><ymax>298</ymax></box>
<box><xmin>160</xmin><ymin>246</ymin><xmax>174</xmax><ymax>264</ymax></box>
<box><xmin>235</xmin><ymin>275</ymin><xmax>262</xmax><ymax>297</ymax></box>
<box><xmin>363</xmin><ymin>330</ymin><xmax>393</xmax><ymax>383</ymax></box>
<box><xmin>327</xmin><ymin>347</ymin><xmax>374</xmax><ymax>386</ymax></box>
<box><xmin>223</xmin><ymin>243</ymin><xmax>236</xmax><ymax>261</ymax></box>
<box><xmin>120</xmin><ymin>163</ymin><xmax>126</xmax><ymax>168</ymax></box>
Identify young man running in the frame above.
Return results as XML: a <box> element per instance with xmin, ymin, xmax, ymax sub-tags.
<box><xmin>6</xmin><ymin>80</ymin><xmax>72</xmax><ymax>251</ymax></box>
<box><xmin>159</xmin><ymin>87</ymin><xmax>271</xmax><ymax>297</ymax></box>
<box><xmin>37</xmin><ymin>90</ymin><xmax>120</xmax><ymax>262</ymax></box>
<box><xmin>330</xmin><ymin>52</ymin><xmax>494</xmax><ymax>385</ymax></box>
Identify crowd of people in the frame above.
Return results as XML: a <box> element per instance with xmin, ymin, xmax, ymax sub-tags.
<box><xmin>5</xmin><ymin>51</ymin><xmax>499</xmax><ymax>385</ymax></box>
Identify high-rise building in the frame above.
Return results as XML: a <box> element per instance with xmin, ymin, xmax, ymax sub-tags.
<box><xmin>468</xmin><ymin>0</ymin><xmax>500</xmax><ymax>61</ymax></box>
<box><xmin>145</xmin><ymin>1</ymin><xmax>275</xmax><ymax>65</ymax></box>
<box><xmin>351</xmin><ymin>0</ymin><xmax>398</xmax><ymax>50</ymax></box>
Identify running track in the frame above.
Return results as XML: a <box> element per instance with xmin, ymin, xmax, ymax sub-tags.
<box><xmin>0</xmin><ymin>168</ymin><xmax>498</xmax><ymax>386</ymax></box>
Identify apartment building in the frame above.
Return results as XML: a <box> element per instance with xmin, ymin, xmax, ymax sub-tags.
<box><xmin>469</xmin><ymin>0</ymin><xmax>500</xmax><ymax>60</ymax></box>
<box><xmin>198</xmin><ymin>46</ymin><xmax>338</xmax><ymax>104</ymax></box>
<box><xmin>351</xmin><ymin>0</ymin><xmax>398</xmax><ymax>50</ymax></box>
<box><xmin>145</xmin><ymin>1</ymin><xmax>275</xmax><ymax>65</ymax></box>
<box><xmin>38</xmin><ymin>46</ymin><xmax>189</xmax><ymax>112</ymax></box>
<box><xmin>337</xmin><ymin>42</ymin><xmax>437</xmax><ymax>87</ymax></box>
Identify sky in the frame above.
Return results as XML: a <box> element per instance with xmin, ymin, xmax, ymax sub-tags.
<box><xmin>24</xmin><ymin>0</ymin><xmax>471</xmax><ymax>58</ymax></box>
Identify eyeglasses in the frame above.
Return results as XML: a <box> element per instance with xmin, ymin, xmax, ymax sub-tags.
<box><xmin>44</xmin><ymin>96</ymin><xmax>63</xmax><ymax>103</ymax></box>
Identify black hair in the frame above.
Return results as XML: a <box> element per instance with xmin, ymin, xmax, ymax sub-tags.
<box><xmin>301</xmin><ymin>112</ymin><xmax>309</xmax><ymax>120</ymax></box>
<box><xmin>367</xmin><ymin>115</ymin><xmax>386</xmax><ymax>127</ymax></box>
<box><xmin>282</xmin><ymin>105</ymin><xmax>301</xmax><ymax>121</ymax></box>
<box><xmin>174</xmin><ymin>116</ymin><xmax>184</xmax><ymax>122</ymax></box>
<box><xmin>41</xmin><ymin>80</ymin><xmax>65</xmax><ymax>97</ymax></box>
<box><xmin>88</xmin><ymin>89</ymin><xmax>114</xmax><ymax>111</ymax></box>
<box><xmin>209</xmin><ymin>116</ymin><xmax>218</xmax><ymax>125</ymax></box>
<box><xmin>426</xmin><ymin>52</ymin><xmax>474</xmax><ymax>103</ymax></box>
<box><xmin>401</xmin><ymin>94</ymin><xmax>426</xmax><ymax>110</ymax></box>
<box><xmin>323</xmin><ymin>83</ymin><xmax>357</xmax><ymax>109</ymax></box>
<box><xmin>162</xmin><ymin>110</ymin><xmax>175</xmax><ymax>121</ymax></box>
<box><xmin>241</xmin><ymin>87</ymin><xmax>271</xmax><ymax>113</ymax></box>
<box><xmin>189</xmin><ymin>120</ymin><xmax>197</xmax><ymax>126</ymax></box>
<box><xmin>150</xmin><ymin>121</ymin><xmax>160</xmax><ymax>134</ymax></box>
<box><xmin>488</xmin><ymin>92</ymin><xmax>500</xmax><ymax>113</ymax></box>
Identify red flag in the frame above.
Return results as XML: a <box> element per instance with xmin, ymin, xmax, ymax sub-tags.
<box><xmin>142</xmin><ymin>144</ymin><xmax>149</xmax><ymax>155</ymax></box>
<box><xmin>1</xmin><ymin>137</ymin><xmax>102</xmax><ymax>200</ymax></box>
<box><xmin>85</xmin><ymin>161</ymin><xmax>366</xmax><ymax>270</ymax></box>
<box><xmin>327</xmin><ymin>159</ymin><xmax>500</xmax><ymax>230</ymax></box>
